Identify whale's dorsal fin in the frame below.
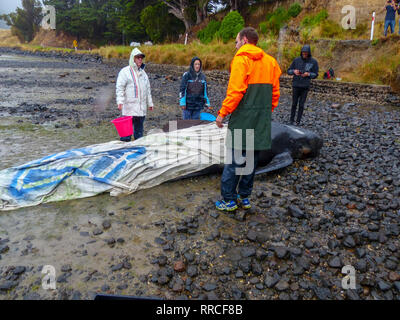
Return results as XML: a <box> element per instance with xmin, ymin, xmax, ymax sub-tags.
<box><xmin>255</xmin><ymin>151</ymin><xmax>293</xmax><ymax>175</ymax></box>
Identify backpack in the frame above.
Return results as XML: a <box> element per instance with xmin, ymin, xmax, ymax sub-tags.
<box><xmin>323</xmin><ymin>68</ymin><xmax>335</xmax><ymax>80</ymax></box>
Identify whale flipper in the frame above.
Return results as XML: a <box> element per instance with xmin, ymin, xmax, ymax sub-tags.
<box><xmin>255</xmin><ymin>151</ymin><xmax>293</xmax><ymax>175</ymax></box>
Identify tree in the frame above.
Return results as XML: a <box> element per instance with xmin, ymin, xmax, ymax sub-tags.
<box><xmin>216</xmin><ymin>10</ymin><xmax>244</xmax><ymax>43</ymax></box>
<box><xmin>1</xmin><ymin>0</ymin><xmax>43</xmax><ymax>42</ymax></box>
<box><xmin>140</xmin><ymin>2</ymin><xmax>184</xmax><ymax>43</ymax></box>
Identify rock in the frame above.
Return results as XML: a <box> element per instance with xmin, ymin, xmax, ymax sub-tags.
<box><xmin>388</xmin><ymin>272</ymin><xmax>400</xmax><ymax>282</ymax></box>
<box><xmin>241</xmin><ymin>246</ymin><xmax>256</xmax><ymax>258</ymax></box>
<box><xmin>157</xmin><ymin>276</ymin><xmax>169</xmax><ymax>285</ymax></box>
<box><xmin>23</xmin><ymin>293</ymin><xmax>41</xmax><ymax>300</ymax></box>
<box><xmin>117</xmin><ymin>238</ymin><xmax>125</xmax><ymax>244</ymax></box>
<box><xmin>251</xmin><ymin>261</ymin><xmax>263</xmax><ymax>276</ymax></box>
<box><xmin>102</xmin><ymin>220</ymin><xmax>111</xmax><ymax>229</ymax></box>
<box><xmin>304</xmin><ymin>240</ymin><xmax>314</xmax><ymax>249</ymax></box>
<box><xmin>264</xmin><ymin>274</ymin><xmax>281</xmax><ymax>288</ymax></box>
<box><xmin>106</xmin><ymin>238</ymin><xmax>115</xmax><ymax>246</ymax></box>
<box><xmin>92</xmin><ymin>228</ymin><xmax>103</xmax><ymax>236</ymax></box>
<box><xmin>234</xmin><ymin>211</ymin><xmax>246</xmax><ymax>222</ymax></box>
<box><xmin>275</xmin><ymin>280</ymin><xmax>289</xmax><ymax>291</ymax></box>
<box><xmin>0</xmin><ymin>245</ymin><xmax>10</xmax><ymax>254</ymax></box>
<box><xmin>174</xmin><ymin>261</ymin><xmax>186</xmax><ymax>272</ymax></box>
<box><xmin>61</xmin><ymin>265</ymin><xmax>72</xmax><ymax>273</ymax></box>
<box><xmin>355</xmin><ymin>259</ymin><xmax>367</xmax><ymax>273</ymax></box>
<box><xmin>210</xmin><ymin>212</ymin><xmax>219</xmax><ymax>219</ymax></box>
<box><xmin>172</xmin><ymin>281</ymin><xmax>183</xmax><ymax>292</ymax></box>
<box><xmin>101</xmin><ymin>284</ymin><xmax>110</xmax><ymax>291</ymax></box>
<box><xmin>177</xmin><ymin>225</ymin><xmax>188</xmax><ymax>233</ymax></box>
<box><xmin>57</xmin><ymin>273</ymin><xmax>71</xmax><ymax>283</ymax></box>
<box><xmin>238</xmin><ymin>258</ymin><xmax>252</xmax><ymax>273</ymax></box>
<box><xmin>256</xmin><ymin>249</ymin><xmax>268</xmax><ymax>261</ymax></box>
<box><xmin>154</xmin><ymin>237</ymin><xmax>166</xmax><ymax>245</ymax></box>
<box><xmin>288</xmin><ymin>205</ymin><xmax>305</xmax><ymax>219</ymax></box>
<box><xmin>328</xmin><ymin>256</ymin><xmax>342</xmax><ymax>268</ymax></box>
<box><xmin>71</xmin><ymin>291</ymin><xmax>82</xmax><ymax>300</ymax></box>
<box><xmin>0</xmin><ymin>281</ymin><xmax>18</xmax><ymax>291</ymax></box>
<box><xmin>207</xmin><ymin>292</ymin><xmax>219</xmax><ymax>300</ymax></box>
<box><xmin>378</xmin><ymin>280</ymin><xmax>392</xmax><ymax>291</ymax></box>
<box><xmin>203</xmin><ymin>283</ymin><xmax>217</xmax><ymax>292</ymax></box>
<box><xmin>231</xmin><ymin>287</ymin><xmax>244</xmax><ymax>299</ymax></box>
<box><xmin>355</xmin><ymin>248</ymin><xmax>366</xmax><ymax>258</ymax></box>
<box><xmin>343</xmin><ymin>235</ymin><xmax>356</xmax><ymax>248</ymax></box>
<box><xmin>384</xmin><ymin>260</ymin><xmax>398</xmax><ymax>271</ymax></box>
<box><xmin>117</xmin><ymin>284</ymin><xmax>128</xmax><ymax>290</ymax></box>
<box><xmin>158</xmin><ymin>255</ymin><xmax>168</xmax><ymax>266</ymax></box>
<box><xmin>111</xmin><ymin>263</ymin><xmax>123</xmax><ymax>272</ymax></box>
<box><xmin>313</xmin><ymin>287</ymin><xmax>332</xmax><ymax>300</ymax></box>
<box><xmin>246</xmin><ymin>230</ymin><xmax>257</xmax><ymax>241</ymax></box>
<box><xmin>13</xmin><ymin>266</ymin><xmax>26</xmax><ymax>275</ymax></box>
<box><xmin>274</xmin><ymin>246</ymin><xmax>288</xmax><ymax>259</ymax></box>
<box><xmin>187</xmin><ymin>265</ymin><xmax>198</xmax><ymax>277</ymax></box>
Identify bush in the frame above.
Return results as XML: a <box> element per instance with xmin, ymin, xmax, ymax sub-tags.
<box><xmin>288</xmin><ymin>3</ymin><xmax>302</xmax><ymax>18</ymax></box>
<box><xmin>216</xmin><ymin>11</ymin><xmax>244</xmax><ymax>43</ymax></box>
<box><xmin>260</xmin><ymin>5</ymin><xmax>301</xmax><ymax>36</ymax></box>
<box><xmin>320</xmin><ymin>20</ymin><xmax>343</xmax><ymax>38</ymax></box>
<box><xmin>301</xmin><ymin>10</ymin><xmax>329</xmax><ymax>28</ymax></box>
<box><xmin>197</xmin><ymin>20</ymin><xmax>221</xmax><ymax>44</ymax></box>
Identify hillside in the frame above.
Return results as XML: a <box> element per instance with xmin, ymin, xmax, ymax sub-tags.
<box><xmin>1</xmin><ymin>0</ymin><xmax>399</xmax><ymax>90</ymax></box>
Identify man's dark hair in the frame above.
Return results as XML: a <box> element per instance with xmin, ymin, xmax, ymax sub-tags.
<box><xmin>239</xmin><ymin>27</ymin><xmax>259</xmax><ymax>45</ymax></box>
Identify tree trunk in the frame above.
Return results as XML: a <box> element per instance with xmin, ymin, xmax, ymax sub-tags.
<box><xmin>161</xmin><ymin>0</ymin><xmax>192</xmax><ymax>32</ymax></box>
<box><xmin>196</xmin><ymin>7</ymin><xmax>202</xmax><ymax>25</ymax></box>
<box><xmin>230</xmin><ymin>0</ymin><xmax>238</xmax><ymax>11</ymax></box>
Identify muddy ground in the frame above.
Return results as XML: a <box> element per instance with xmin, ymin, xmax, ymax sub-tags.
<box><xmin>0</xmin><ymin>50</ymin><xmax>399</xmax><ymax>300</ymax></box>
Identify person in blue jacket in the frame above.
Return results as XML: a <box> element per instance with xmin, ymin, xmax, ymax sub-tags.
<box><xmin>179</xmin><ymin>57</ymin><xmax>211</xmax><ymax>120</ymax></box>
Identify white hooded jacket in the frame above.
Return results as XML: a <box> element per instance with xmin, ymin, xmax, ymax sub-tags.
<box><xmin>116</xmin><ymin>48</ymin><xmax>153</xmax><ymax>117</ymax></box>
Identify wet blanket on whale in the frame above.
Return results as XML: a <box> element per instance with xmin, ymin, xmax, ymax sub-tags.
<box><xmin>0</xmin><ymin>123</ymin><xmax>226</xmax><ymax>211</ymax></box>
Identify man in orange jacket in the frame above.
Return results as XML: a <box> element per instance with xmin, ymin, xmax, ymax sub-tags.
<box><xmin>215</xmin><ymin>27</ymin><xmax>281</xmax><ymax>212</ymax></box>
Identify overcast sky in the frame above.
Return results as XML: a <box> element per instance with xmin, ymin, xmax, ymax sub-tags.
<box><xmin>0</xmin><ymin>0</ymin><xmax>22</xmax><ymax>14</ymax></box>
<box><xmin>0</xmin><ymin>0</ymin><xmax>22</xmax><ymax>28</ymax></box>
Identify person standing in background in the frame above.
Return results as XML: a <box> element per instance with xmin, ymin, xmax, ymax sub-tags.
<box><xmin>116</xmin><ymin>48</ymin><xmax>154</xmax><ymax>141</ymax></box>
<box><xmin>381</xmin><ymin>0</ymin><xmax>397</xmax><ymax>36</ymax></box>
<box><xmin>179</xmin><ymin>57</ymin><xmax>211</xmax><ymax>120</ymax></box>
<box><xmin>287</xmin><ymin>45</ymin><xmax>319</xmax><ymax>126</ymax></box>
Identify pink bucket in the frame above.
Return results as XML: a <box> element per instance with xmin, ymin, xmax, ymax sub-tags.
<box><xmin>111</xmin><ymin>116</ymin><xmax>133</xmax><ymax>137</ymax></box>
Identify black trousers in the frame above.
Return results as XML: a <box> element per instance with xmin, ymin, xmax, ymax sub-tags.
<box><xmin>290</xmin><ymin>87</ymin><xmax>309</xmax><ymax>123</ymax></box>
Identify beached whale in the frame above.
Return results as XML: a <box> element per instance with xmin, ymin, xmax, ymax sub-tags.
<box><xmin>0</xmin><ymin>119</ymin><xmax>322</xmax><ymax>211</ymax></box>
<box><xmin>164</xmin><ymin>119</ymin><xmax>323</xmax><ymax>178</ymax></box>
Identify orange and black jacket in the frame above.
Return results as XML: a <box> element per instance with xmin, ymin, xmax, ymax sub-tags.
<box><xmin>218</xmin><ymin>44</ymin><xmax>281</xmax><ymax>150</ymax></box>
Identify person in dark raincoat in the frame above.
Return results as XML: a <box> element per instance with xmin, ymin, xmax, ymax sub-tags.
<box><xmin>179</xmin><ymin>57</ymin><xmax>211</xmax><ymax>120</ymax></box>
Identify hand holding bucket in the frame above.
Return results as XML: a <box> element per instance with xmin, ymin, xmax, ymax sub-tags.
<box><xmin>111</xmin><ymin>116</ymin><xmax>133</xmax><ymax>138</ymax></box>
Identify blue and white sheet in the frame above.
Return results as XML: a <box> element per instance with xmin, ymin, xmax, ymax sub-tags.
<box><xmin>0</xmin><ymin>123</ymin><xmax>226</xmax><ymax>211</ymax></box>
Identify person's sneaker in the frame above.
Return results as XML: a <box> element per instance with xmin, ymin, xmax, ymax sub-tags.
<box><xmin>215</xmin><ymin>200</ymin><xmax>238</xmax><ymax>212</ymax></box>
<box><xmin>237</xmin><ymin>195</ymin><xmax>251</xmax><ymax>209</ymax></box>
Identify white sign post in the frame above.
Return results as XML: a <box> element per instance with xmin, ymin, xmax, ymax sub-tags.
<box><xmin>184</xmin><ymin>33</ymin><xmax>188</xmax><ymax>45</ymax></box>
<box><xmin>370</xmin><ymin>12</ymin><xmax>376</xmax><ymax>41</ymax></box>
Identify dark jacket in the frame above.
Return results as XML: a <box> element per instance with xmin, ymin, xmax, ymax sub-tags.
<box><xmin>287</xmin><ymin>45</ymin><xmax>319</xmax><ymax>88</ymax></box>
<box><xmin>179</xmin><ymin>57</ymin><xmax>210</xmax><ymax>110</ymax></box>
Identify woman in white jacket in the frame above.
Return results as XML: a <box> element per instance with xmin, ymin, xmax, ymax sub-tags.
<box><xmin>116</xmin><ymin>48</ymin><xmax>154</xmax><ymax>141</ymax></box>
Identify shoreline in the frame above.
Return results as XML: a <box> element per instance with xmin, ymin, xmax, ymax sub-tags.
<box><xmin>1</xmin><ymin>46</ymin><xmax>399</xmax><ymax>107</ymax></box>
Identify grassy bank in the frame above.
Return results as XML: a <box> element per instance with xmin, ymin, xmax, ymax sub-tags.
<box><xmin>1</xmin><ymin>28</ymin><xmax>399</xmax><ymax>88</ymax></box>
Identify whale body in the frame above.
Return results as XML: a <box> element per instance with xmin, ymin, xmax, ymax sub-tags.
<box><xmin>0</xmin><ymin>120</ymin><xmax>323</xmax><ymax>211</ymax></box>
